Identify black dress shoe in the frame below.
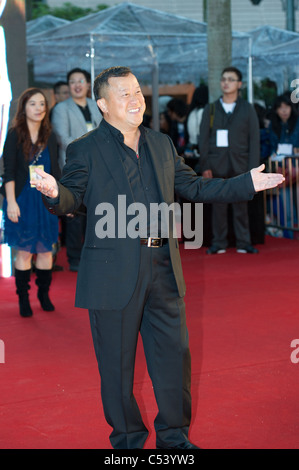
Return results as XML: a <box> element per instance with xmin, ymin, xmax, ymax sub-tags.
<box><xmin>157</xmin><ymin>441</ymin><xmax>200</xmax><ymax>449</ymax></box>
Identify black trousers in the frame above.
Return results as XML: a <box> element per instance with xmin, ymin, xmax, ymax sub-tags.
<box><xmin>89</xmin><ymin>243</ymin><xmax>191</xmax><ymax>449</ymax></box>
<box><xmin>65</xmin><ymin>213</ymin><xmax>86</xmax><ymax>268</ymax></box>
<box><xmin>211</xmin><ymin>201</ymin><xmax>252</xmax><ymax>249</ymax></box>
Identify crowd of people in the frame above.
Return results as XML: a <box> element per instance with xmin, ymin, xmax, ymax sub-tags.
<box><xmin>1</xmin><ymin>65</ymin><xmax>297</xmax><ymax>318</ymax></box>
<box><xmin>148</xmin><ymin>69</ymin><xmax>299</xmax><ymax>248</ymax></box>
<box><xmin>0</xmin><ymin>65</ymin><xmax>285</xmax><ymax>450</ymax></box>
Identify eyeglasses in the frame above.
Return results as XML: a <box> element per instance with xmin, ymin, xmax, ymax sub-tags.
<box><xmin>69</xmin><ymin>79</ymin><xmax>87</xmax><ymax>85</ymax></box>
<box><xmin>221</xmin><ymin>77</ymin><xmax>240</xmax><ymax>83</ymax></box>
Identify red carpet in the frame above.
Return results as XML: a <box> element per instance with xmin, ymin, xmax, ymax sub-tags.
<box><xmin>0</xmin><ymin>236</ymin><xmax>298</xmax><ymax>449</ymax></box>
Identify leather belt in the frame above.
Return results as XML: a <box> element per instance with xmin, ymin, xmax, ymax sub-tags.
<box><xmin>140</xmin><ymin>237</ymin><xmax>168</xmax><ymax>247</ymax></box>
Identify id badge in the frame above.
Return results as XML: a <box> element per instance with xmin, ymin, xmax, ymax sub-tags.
<box><xmin>30</xmin><ymin>165</ymin><xmax>44</xmax><ymax>188</ymax></box>
<box><xmin>277</xmin><ymin>143</ymin><xmax>293</xmax><ymax>156</ymax></box>
<box><xmin>216</xmin><ymin>129</ymin><xmax>229</xmax><ymax>147</ymax></box>
<box><xmin>86</xmin><ymin>122</ymin><xmax>93</xmax><ymax>132</ymax></box>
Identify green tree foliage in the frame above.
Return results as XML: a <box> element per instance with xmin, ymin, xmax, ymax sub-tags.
<box><xmin>32</xmin><ymin>2</ymin><xmax>108</xmax><ymax>21</ymax></box>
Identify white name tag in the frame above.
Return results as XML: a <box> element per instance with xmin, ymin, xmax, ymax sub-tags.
<box><xmin>29</xmin><ymin>165</ymin><xmax>44</xmax><ymax>188</ymax></box>
<box><xmin>216</xmin><ymin>129</ymin><xmax>229</xmax><ymax>147</ymax></box>
<box><xmin>86</xmin><ymin>122</ymin><xmax>94</xmax><ymax>132</ymax></box>
<box><xmin>277</xmin><ymin>143</ymin><xmax>293</xmax><ymax>155</ymax></box>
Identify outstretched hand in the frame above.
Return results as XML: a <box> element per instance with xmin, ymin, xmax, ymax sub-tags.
<box><xmin>30</xmin><ymin>168</ymin><xmax>59</xmax><ymax>199</ymax></box>
<box><xmin>250</xmin><ymin>164</ymin><xmax>285</xmax><ymax>192</ymax></box>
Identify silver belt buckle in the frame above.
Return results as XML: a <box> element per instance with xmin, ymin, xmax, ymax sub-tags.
<box><xmin>148</xmin><ymin>237</ymin><xmax>161</xmax><ymax>247</ymax></box>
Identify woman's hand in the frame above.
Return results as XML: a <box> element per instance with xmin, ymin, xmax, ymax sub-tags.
<box><xmin>7</xmin><ymin>200</ymin><xmax>20</xmax><ymax>223</ymax></box>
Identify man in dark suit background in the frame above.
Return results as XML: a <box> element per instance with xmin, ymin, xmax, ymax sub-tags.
<box><xmin>31</xmin><ymin>66</ymin><xmax>284</xmax><ymax>450</ymax></box>
<box><xmin>199</xmin><ymin>67</ymin><xmax>260</xmax><ymax>254</ymax></box>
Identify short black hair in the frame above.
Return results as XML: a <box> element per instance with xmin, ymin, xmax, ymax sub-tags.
<box><xmin>53</xmin><ymin>81</ymin><xmax>68</xmax><ymax>93</ymax></box>
<box><xmin>167</xmin><ymin>98</ymin><xmax>188</xmax><ymax>118</ymax></box>
<box><xmin>271</xmin><ymin>92</ymin><xmax>298</xmax><ymax>136</ymax></box>
<box><xmin>93</xmin><ymin>66</ymin><xmax>132</xmax><ymax>101</ymax></box>
<box><xmin>67</xmin><ymin>68</ymin><xmax>91</xmax><ymax>83</ymax></box>
<box><xmin>221</xmin><ymin>66</ymin><xmax>242</xmax><ymax>82</ymax></box>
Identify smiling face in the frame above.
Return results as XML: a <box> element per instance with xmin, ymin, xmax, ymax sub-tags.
<box><xmin>97</xmin><ymin>73</ymin><xmax>146</xmax><ymax>133</ymax></box>
<box><xmin>25</xmin><ymin>93</ymin><xmax>46</xmax><ymax>125</ymax></box>
<box><xmin>68</xmin><ymin>72</ymin><xmax>90</xmax><ymax>102</ymax></box>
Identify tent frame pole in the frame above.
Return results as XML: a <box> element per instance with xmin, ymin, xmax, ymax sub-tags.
<box><xmin>247</xmin><ymin>36</ymin><xmax>253</xmax><ymax>103</ymax></box>
<box><xmin>90</xmin><ymin>34</ymin><xmax>95</xmax><ymax>99</ymax></box>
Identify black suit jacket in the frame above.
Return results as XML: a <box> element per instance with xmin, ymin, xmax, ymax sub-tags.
<box><xmin>1</xmin><ymin>128</ymin><xmax>61</xmax><ymax>198</ymax></box>
<box><xmin>45</xmin><ymin>121</ymin><xmax>256</xmax><ymax>310</ymax></box>
<box><xmin>199</xmin><ymin>97</ymin><xmax>260</xmax><ymax>177</ymax></box>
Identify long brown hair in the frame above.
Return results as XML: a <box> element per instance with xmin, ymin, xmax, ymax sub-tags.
<box><xmin>12</xmin><ymin>87</ymin><xmax>51</xmax><ymax>160</ymax></box>
<box><xmin>271</xmin><ymin>93</ymin><xmax>299</xmax><ymax>138</ymax></box>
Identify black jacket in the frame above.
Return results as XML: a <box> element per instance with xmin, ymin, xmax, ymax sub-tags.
<box><xmin>1</xmin><ymin>128</ymin><xmax>61</xmax><ymax>198</ymax></box>
<box><xmin>44</xmin><ymin>121</ymin><xmax>256</xmax><ymax>310</ymax></box>
<box><xmin>199</xmin><ymin>97</ymin><xmax>260</xmax><ymax>177</ymax></box>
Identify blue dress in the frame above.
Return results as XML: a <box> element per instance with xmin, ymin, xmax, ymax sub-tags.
<box><xmin>2</xmin><ymin>146</ymin><xmax>59</xmax><ymax>253</ymax></box>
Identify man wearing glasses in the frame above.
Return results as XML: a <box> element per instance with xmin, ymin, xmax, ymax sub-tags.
<box><xmin>52</xmin><ymin>68</ymin><xmax>102</xmax><ymax>271</ymax></box>
<box><xmin>199</xmin><ymin>67</ymin><xmax>260</xmax><ymax>254</ymax></box>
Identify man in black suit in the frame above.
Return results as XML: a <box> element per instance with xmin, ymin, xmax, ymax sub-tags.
<box><xmin>199</xmin><ymin>67</ymin><xmax>260</xmax><ymax>254</ymax></box>
<box><xmin>31</xmin><ymin>66</ymin><xmax>284</xmax><ymax>450</ymax></box>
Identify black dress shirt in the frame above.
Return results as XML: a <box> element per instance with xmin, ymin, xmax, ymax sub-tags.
<box><xmin>103</xmin><ymin>120</ymin><xmax>162</xmax><ymax>237</ymax></box>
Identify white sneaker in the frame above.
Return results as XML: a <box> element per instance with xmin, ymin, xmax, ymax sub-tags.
<box><xmin>206</xmin><ymin>246</ymin><xmax>226</xmax><ymax>254</ymax></box>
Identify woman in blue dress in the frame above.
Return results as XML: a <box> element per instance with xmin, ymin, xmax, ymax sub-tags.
<box><xmin>1</xmin><ymin>88</ymin><xmax>61</xmax><ymax>317</ymax></box>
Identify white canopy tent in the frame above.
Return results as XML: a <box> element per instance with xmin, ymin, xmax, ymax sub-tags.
<box><xmin>27</xmin><ymin>3</ymin><xmax>251</xmax><ymax>129</ymax></box>
<box><xmin>26</xmin><ymin>3</ymin><xmax>252</xmax><ymax>84</ymax></box>
<box><xmin>26</xmin><ymin>14</ymin><xmax>70</xmax><ymax>37</ymax></box>
<box><xmin>264</xmin><ymin>35</ymin><xmax>299</xmax><ymax>85</ymax></box>
<box><xmin>238</xmin><ymin>25</ymin><xmax>299</xmax><ymax>94</ymax></box>
<box><xmin>27</xmin><ymin>6</ymin><xmax>299</xmax><ymax>107</ymax></box>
